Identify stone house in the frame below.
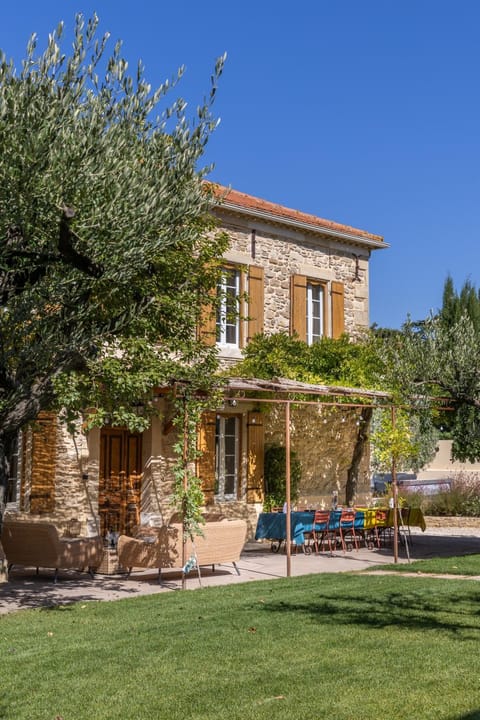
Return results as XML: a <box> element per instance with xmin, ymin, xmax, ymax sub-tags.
<box><xmin>5</xmin><ymin>185</ymin><xmax>386</xmax><ymax>538</ymax></box>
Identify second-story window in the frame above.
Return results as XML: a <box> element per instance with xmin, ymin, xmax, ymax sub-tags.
<box><xmin>306</xmin><ymin>282</ymin><xmax>325</xmax><ymax>345</ymax></box>
<box><xmin>291</xmin><ymin>274</ymin><xmax>344</xmax><ymax>341</ymax></box>
<box><xmin>216</xmin><ymin>267</ymin><xmax>240</xmax><ymax>346</ymax></box>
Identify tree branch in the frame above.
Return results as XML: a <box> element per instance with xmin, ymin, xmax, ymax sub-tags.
<box><xmin>58</xmin><ymin>207</ymin><xmax>104</xmax><ymax>278</ymax></box>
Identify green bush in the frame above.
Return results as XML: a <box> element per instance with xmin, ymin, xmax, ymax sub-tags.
<box><xmin>402</xmin><ymin>473</ymin><xmax>480</xmax><ymax>516</ymax></box>
<box><xmin>263</xmin><ymin>443</ymin><xmax>302</xmax><ymax>510</ymax></box>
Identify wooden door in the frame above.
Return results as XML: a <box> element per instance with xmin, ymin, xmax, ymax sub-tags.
<box><xmin>99</xmin><ymin>428</ymin><xmax>143</xmax><ymax>537</ymax></box>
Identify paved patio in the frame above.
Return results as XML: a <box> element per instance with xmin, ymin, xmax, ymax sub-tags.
<box><xmin>1</xmin><ymin>528</ymin><xmax>480</xmax><ymax>614</ymax></box>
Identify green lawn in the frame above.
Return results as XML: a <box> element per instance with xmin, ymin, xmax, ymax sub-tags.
<box><xmin>372</xmin><ymin>553</ymin><xmax>480</xmax><ymax>576</ymax></box>
<box><xmin>1</xmin><ymin>572</ymin><xmax>480</xmax><ymax>720</ymax></box>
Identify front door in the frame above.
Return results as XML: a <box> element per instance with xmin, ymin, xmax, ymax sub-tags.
<box><xmin>99</xmin><ymin>427</ymin><xmax>143</xmax><ymax>538</ymax></box>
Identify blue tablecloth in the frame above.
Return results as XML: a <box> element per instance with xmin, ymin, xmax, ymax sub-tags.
<box><xmin>255</xmin><ymin>510</ymin><xmax>372</xmax><ymax>546</ymax></box>
<box><xmin>255</xmin><ymin>511</ymin><xmax>344</xmax><ymax>546</ymax></box>
<box><xmin>255</xmin><ymin>512</ymin><xmax>314</xmax><ymax>546</ymax></box>
<box><xmin>255</xmin><ymin>508</ymin><xmax>425</xmax><ymax>547</ymax></box>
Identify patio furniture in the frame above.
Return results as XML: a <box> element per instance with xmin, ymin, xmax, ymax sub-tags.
<box><xmin>378</xmin><ymin>507</ymin><xmax>424</xmax><ymax>546</ymax></box>
<box><xmin>1</xmin><ymin>520</ymin><xmax>104</xmax><ymax>583</ymax></box>
<box><xmin>254</xmin><ymin>511</ymin><xmax>313</xmax><ymax>553</ymax></box>
<box><xmin>338</xmin><ymin>509</ymin><xmax>360</xmax><ymax>552</ymax></box>
<box><xmin>117</xmin><ymin>518</ymin><xmax>247</xmax><ymax>581</ymax></box>
<box><xmin>308</xmin><ymin>510</ymin><xmax>334</xmax><ymax>554</ymax></box>
<box><xmin>364</xmin><ymin>508</ymin><xmax>388</xmax><ymax>548</ymax></box>
<box><xmin>255</xmin><ymin>508</ymin><xmax>427</xmax><ymax>554</ymax></box>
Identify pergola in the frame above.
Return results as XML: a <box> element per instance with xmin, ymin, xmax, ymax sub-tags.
<box><xmin>222</xmin><ymin>377</ymin><xmax>394</xmax><ymax>576</ymax></box>
<box><xmin>173</xmin><ymin>375</ymin><xmax>447</xmax><ymax>580</ymax></box>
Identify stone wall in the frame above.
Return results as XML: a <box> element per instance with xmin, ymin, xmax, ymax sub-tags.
<box><xmin>424</xmin><ymin>516</ymin><xmax>480</xmax><ymax>529</ymax></box>
<box><xmin>140</xmin><ymin>414</ymin><xmax>177</xmax><ymax>524</ymax></box>
<box><xmin>264</xmin><ymin>403</ymin><xmax>371</xmax><ymax>508</ymax></box>
<box><xmin>12</xmin><ymin>418</ymin><xmax>100</xmax><ymax>537</ymax></box>
<box><xmin>217</xmin><ymin>211</ymin><xmax>371</xmax><ymax>337</ymax></box>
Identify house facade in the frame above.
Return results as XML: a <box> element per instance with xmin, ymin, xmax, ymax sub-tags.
<box><xmin>5</xmin><ymin>185</ymin><xmax>386</xmax><ymax>538</ymax></box>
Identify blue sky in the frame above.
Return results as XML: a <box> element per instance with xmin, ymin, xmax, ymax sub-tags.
<box><xmin>3</xmin><ymin>1</ymin><xmax>480</xmax><ymax>329</ymax></box>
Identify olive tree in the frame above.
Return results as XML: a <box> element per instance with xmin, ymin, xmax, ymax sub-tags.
<box><xmin>0</xmin><ymin>14</ymin><xmax>228</xmax><ymax>506</ymax></box>
<box><xmin>380</xmin><ymin>312</ymin><xmax>480</xmax><ymax>462</ymax></box>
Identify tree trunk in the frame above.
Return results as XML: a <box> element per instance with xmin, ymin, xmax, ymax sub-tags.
<box><xmin>345</xmin><ymin>407</ymin><xmax>373</xmax><ymax>506</ymax></box>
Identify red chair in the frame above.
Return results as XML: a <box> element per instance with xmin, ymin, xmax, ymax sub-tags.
<box><xmin>309</xmin><ymin>510</ymin><xmax>334</xmax><ymax>554</ymax></box>
<box><xmin>338</xmin><ymin>509</ymin><xmax>360</xmax><ymax>552</ymax></box>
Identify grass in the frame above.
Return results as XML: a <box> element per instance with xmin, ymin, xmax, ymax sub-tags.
<box><xmin>2</xmin><ymin>572</ymin><xmax>480</xmax><ymax>720</ymax></box>
<box><xmin>372</xmin><ymin>552</ymin><xmax>480</xmax><ymax>576</ymax></box>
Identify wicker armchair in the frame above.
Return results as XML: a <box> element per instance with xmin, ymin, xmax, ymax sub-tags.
<box><xmin>117</xmin><ymin>518</ymin><xmax>247</xmax><ymax>581</ymax></box>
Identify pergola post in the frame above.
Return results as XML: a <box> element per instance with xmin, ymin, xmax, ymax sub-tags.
<box><xmin>391</xmin><ymin>405</ymin><xmax>399</xmax><ymax>564</ymax></box>
<box><xmin>285</xmin><ymin>400</ymin><xmax>292</xmax><ymax>577</ymax></box>
<box><xmin>182</xmin><ymin>394</ymin><xmax>188</xmax><ymax>589</ymax></box>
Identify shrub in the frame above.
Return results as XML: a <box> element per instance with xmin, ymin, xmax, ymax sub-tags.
<box><xmin>407</xmin><ymin>472</ymin><xmax>480</xmax><ymax>516</ymax></box>
<box><xmin>263</xmin><ymin>443</ymin><xmax>302</xmax><ymax>510</ymax></box>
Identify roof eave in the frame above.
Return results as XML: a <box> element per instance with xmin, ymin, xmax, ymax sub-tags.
<box><xmin>216</xmin><ymin>200</ymin><xmax>388</xmax><ymax>251</ymax></box>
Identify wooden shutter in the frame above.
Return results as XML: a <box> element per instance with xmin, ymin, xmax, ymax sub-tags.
<box><xmin>238</xmin><ymin>267</ymin><xmax>246</xmax><ymax>348</ymax></box>
<box><xmin>29</xmin><ymin>412</ymin><xmax>57</xmax><ymax>513</ymax></box>
<box><xmin>198</xmin><ymin>286</ymin><xmax>217</xmax><ymax>346</ymax></box>
<box><xmin>197</xmin><ymin>412</ymin><xmax>217</xmax><ymax>505</ymax></box>
<box><xmin>247</xmin><ymin>265</ymin><xmax>264</xmax><ymax>342</ymax></box>
<box><xmin>246</xmin><ymin>411</ymin><xmax>264</xmax><ymax>503</ymax></box>
<box><xmin>331</xmin><ymin>281</ymin><xmax>345</xmax><ymax>338</ymax></box>
<box><xmin>290</xmin><ymin>274</ymin><xmax>307</xmax><ymax>340</ymax></box>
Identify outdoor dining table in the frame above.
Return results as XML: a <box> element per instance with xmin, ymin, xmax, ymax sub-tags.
<box><xmin>255</xmin><ymin>507</ymin><xmax>426</xmax><ymax>552</ymax></box>
<box><xmin>385</xmin><ymin>507</ymin><xmax>426</xmax><ymax>531</ymax></box>
<box><xmin>255</xmin><ymin>510</ymin><xmax>352</xmax><ymax>552</ymax></box>
<box><xmin>254</xmin><ymin>511</ymin><xmax>314</xmax><ymax>552</ymax></box>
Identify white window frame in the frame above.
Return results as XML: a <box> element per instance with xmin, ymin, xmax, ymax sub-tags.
<box><xmin>215</xmin><ymin>415</ymin><xmax>240</xmax><ymax>501</ymax></box>
<box><xmin>306</xmin><ymin>281</ymin><xmax>325</xmax><ymax>345</ymax></box>
<box><xmin>216</xmin><ymin>268</ymin><xmax>241</xmax><ymax>347</ymax></box>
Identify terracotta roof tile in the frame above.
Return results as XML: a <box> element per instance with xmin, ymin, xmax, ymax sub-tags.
<box><xmin>208</xmin><ymin>183</ymin><xmax>384</xmax><ymax>244</ymax></box>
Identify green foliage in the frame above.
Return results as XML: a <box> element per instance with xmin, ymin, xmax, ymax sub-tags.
<box><xmin>370</xmin><ymin>406</ymin><xmax>438</xmax><ymax>477</ymax></box>
<box><xmin>407</xmin><ymin>411</ymin><xmax>439</xmax><ymax>472</ymax></box>
<box><xmin>451</xmin><ymin>405</ymin><xmax>480</xmax><ymax>463</ymax></box>
<box><xmin>232</xmin><ymin>331</ymin><xmax>384</xmax><ymax>389</ymax></box>
<box><xmin>440</xmin><ymin>275</ymin><xmax>480</xmax><ymax>333</ymax></box>
<box><xmin>0</xmin><ymin>14</ymin><xmax>228</xmax><ymax>445</ymax></box>
<box><xmin>237</xmin><ymin>332</ymin><xmax>438</xmax><ymax>480</ymax></box>
<box><xmin>378</xmin><ymin>275</ymin><xmax>480</xmax><ymax>464</ymax></box>
<box><xmin>408</xmin><ymin>474</ymin><xmax>480</xmax><ymax>517</ymax></box>
<box><xmin>169</xmin><ymin>389</ymin><xmax>223</xmax><ymax>540</ymax></box>
<box><xmin>234</xmin><ymin>333</ymin><xmax>310</xmax><ymax>381</ymax></box>
<box><xmin>306</xmin><ymin>333</ymin><xmax>385</xmax><ymax>388</ymax></box>
<box><xmin>370</xmin><ymin>409</ymin><xmax>418</xmax><ymax>473</ymax></box>
<box><xmin>263</xmin><ymin>443</ymin><xmax>302</xmax><ymax>509</ymax></box>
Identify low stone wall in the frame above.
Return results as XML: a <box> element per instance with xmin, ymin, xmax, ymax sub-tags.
<box><xmin>424</xmin><ymin>516</ymin><xmax>480</xmax><ymax>529</ymax></box>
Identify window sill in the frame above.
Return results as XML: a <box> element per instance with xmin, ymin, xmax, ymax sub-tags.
<box><xmin>216</xmin><ymin>345</ymin><xmax>243</xmax><ymax>360</ymax></box>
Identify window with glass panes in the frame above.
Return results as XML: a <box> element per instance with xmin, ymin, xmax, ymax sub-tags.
<box><xmin>215</xmin><ymin>416</ymin><xmax>239</xmax><ymax>499</ymax></box>
<box><xmin>306</xmin><ymin>282</ymin><xmax>325</xmax><ymax>344</ymax></box>
<box><xmin>216</xmin><ymin>268</ymin><xmax>240</xmax><ymax>346</ymax></box>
